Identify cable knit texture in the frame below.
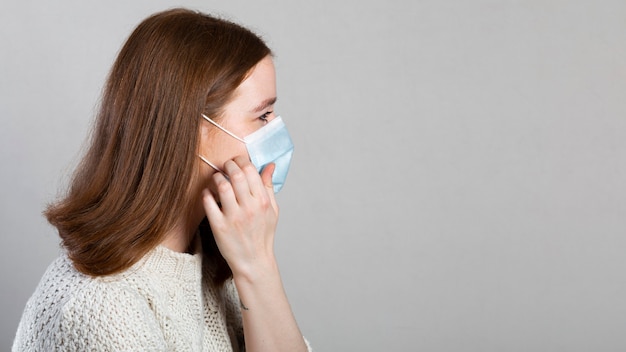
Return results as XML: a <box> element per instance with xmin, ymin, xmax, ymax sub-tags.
<box><xmin>13</xmin><ymin>244</ymin><xmax>253</xmax><ymax>351</ymax></box>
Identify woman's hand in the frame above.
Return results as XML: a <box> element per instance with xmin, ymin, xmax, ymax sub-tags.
<box><xmin>202</xmin><ymin>156</ymin><xmax>278</xmax><ymax>278</ymax></box>
<box><xmin>202</xmin><ymin>156</ymin><xmax>308</xmax><ymax>351</ymax></box>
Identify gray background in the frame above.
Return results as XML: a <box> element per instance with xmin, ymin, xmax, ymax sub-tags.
<box><xmin>2</xmin><ymin>0</ymin><xmax>625</xmax><ymax>351</ymax></box>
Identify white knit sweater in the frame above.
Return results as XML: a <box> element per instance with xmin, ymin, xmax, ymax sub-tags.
<box><xmin>13</xmin><ymin>245</ymin><xmax>252</xmax><ymax>351</ymax></box>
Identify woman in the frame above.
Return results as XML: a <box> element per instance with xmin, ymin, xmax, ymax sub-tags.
<box><xmin>13</xmin><ymin>8</ymin><xmax>310</xmax><ymax>352</ymax></box>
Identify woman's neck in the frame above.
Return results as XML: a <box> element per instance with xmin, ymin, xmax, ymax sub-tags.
<box><xmin>161</xmin><ymin>201</ymin><xmax>206</xmax><ymax>253</ymax></box>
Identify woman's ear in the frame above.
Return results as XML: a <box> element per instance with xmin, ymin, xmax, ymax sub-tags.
<box><xmin>199</xmin><ymin>115</ymin><xmax>213</xmax><ymax>151</ymax></box>
<box><xmin>200</xmin><ymin>115</ymin><xmax>211</xmax><ymax>137</ymax></box>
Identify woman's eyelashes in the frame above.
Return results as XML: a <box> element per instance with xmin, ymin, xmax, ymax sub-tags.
<box><xmin>259</xmin><ymin>110</ymin><xmax>273</xmax><ymax>122</ymax></box>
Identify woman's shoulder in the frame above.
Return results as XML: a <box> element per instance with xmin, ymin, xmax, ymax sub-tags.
<box><xmin>18</xmin><ymin>245</ymin><xmax>205</xmax><ymax>326</ymax></box>
<box><xmin>13</xmin><ymin>253</ymin><xmax>166</xmax><ymax>351</ymax></box>
<box><xmin>33</xmin><ymin>254</ymin><xmax>139</xmax><ymax>296</ymax></box>
<box><xmin>29</xmin><ymin>254</ymin><xmax>96</xmax><ymax>307</ymax></box>
<box><xmin>21</xmin><ymin>253</ymin><xmax>153</xmax><ymax>319</ymax></box>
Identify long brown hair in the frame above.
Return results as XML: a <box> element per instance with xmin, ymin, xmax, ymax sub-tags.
<box><xmin>45</xmin><ymin>8</ymin><xmax>271</xmax><ymax>279</ymax></box>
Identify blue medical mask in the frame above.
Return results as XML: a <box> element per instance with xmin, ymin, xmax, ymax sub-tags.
<box><xmin>199</xmin><ymin>114</ymin><xmax>294</xmax><ymax>193</ymax></box>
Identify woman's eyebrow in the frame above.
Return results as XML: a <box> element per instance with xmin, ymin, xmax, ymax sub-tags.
<box><xmin>250</xmin><ymin>97</ymin><xmax>277</xmax><ymax>113</ymax></box>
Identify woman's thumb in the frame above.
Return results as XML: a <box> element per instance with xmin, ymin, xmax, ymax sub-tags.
<box><xmin>260</xmin><ymin>163</ymin><xmax>276</xmax><ymax>191</ymax></box>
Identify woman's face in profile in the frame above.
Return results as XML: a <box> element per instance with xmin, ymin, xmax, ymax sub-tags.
<box><xmin>201</xmin><ymin>55</ymin><xmax>278</xmax><ymax>169</ymax></box>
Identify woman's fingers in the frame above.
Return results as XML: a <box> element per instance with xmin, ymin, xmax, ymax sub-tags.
<box><xmin>207</xmin><ymin>156</ymin><xmax>274</xmax><ymax>216</ymax></box>
<box><xmin>223</xmin><ymin>158</ymin><xmax>251</xmax><ymax>204</ymax></box>
<box><xmin>260</xmin><ymin>162</ymin><xmax>274</xmax><ymax>190</ymax></box>
<box><xmin>202</xmin><ymin>157</ymin><xmax>278</xmax><ymax>274</ymax></box>
<box><xmin>235</xmin><ymin>156</ymin><xmax>267</xmax><ymax>198</ymax></box>
<box><xmin>202</xmin><ymin>188</ymin><xmax>223</xmax><ymax>222</ymax></box>
<box><xmin>211</xmin><ymin>170</ymin><xmax>238</xmax><ymax>213</ymax></box>
<box><xmin>260</xmin><ymin>163</ymin><xmax>279</xmax><ymax>213</ymax></box>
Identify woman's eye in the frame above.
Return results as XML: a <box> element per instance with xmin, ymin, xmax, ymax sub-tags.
<box><xmin>259</xmin><ymin>111</ymin><xmax>273</xmax><ymax>122</ymax></box>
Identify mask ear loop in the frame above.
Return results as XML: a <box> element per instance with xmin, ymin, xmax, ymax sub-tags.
<box><xmin>199</xmin><ymin>114</ymin><xmax>244</xmax><ymax>179</ymax></box>
<box><xmin>198</xmin><ymin>154</ymin><xmax>232</xmax><ymax>183</ymax></box>
<box><xmin>198</xmin><ymin>155</ymin><xmax>221</xmax><ymax>172</ymax></box>
<box><xmin>201</xmin><ymin>114</ymin><xmax>246</xmax><ymax>143</ymax></box>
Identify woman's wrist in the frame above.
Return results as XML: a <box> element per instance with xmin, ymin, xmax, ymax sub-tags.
<box><xmin>231</xmin><ymin>256</ymin><xmax>280</xmax><ymax>286</ymax></box>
